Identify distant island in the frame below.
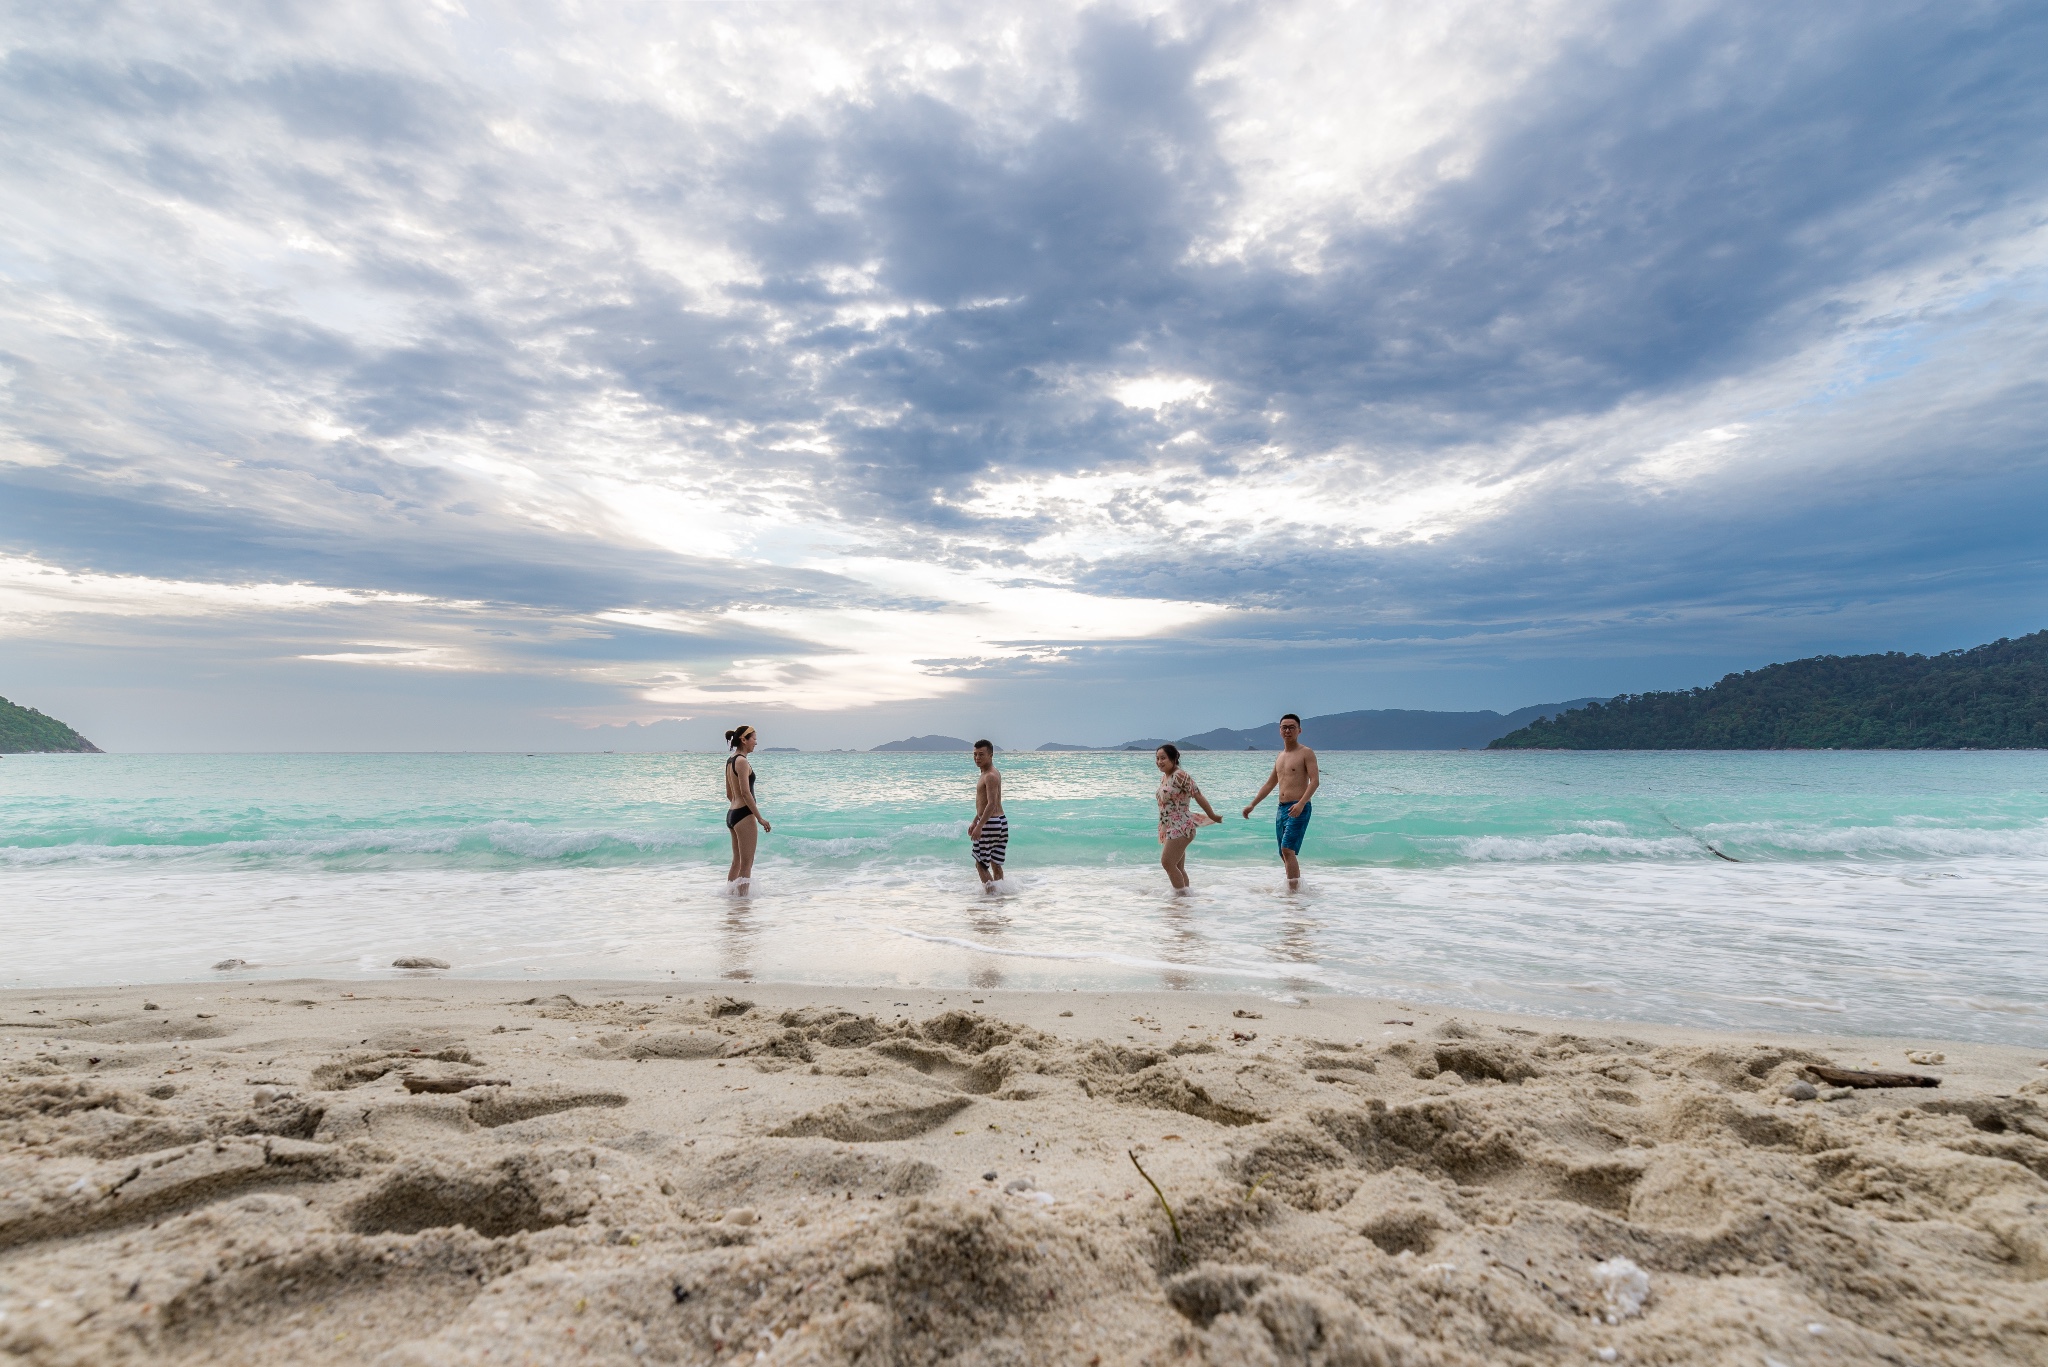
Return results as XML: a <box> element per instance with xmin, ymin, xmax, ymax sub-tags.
<box><xmin>1492</xmin><ymin>630</ymin><xmax>2048</xmax><ymax>749</ymax></box>
<box><xmin>871</xmin><ymin>735</ymin><xmax>986</xmax><ymax>752</ymax></box>
<box><xmin>1040</xmin><ymin>737</ymin><xmax>1207</xmax><ymax>752</ymax></box>
<box><xmin>1037</xmin><ymin>701</ymin><xmax>1600</xmax><ymax>752</ymax></box>
<box><xmin>0</xmin><ymin>695</ymin><xmax>100</xmax><ymax>753</ymax></box>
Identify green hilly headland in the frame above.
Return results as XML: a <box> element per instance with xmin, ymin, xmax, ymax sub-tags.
<box><xmin>0</xmin><ymin>695</ymin><xmax>101</xmax><ymax>753</ymax></box>
<box><xmin>1491</xmin><ymin>631</ymin><xmax>2048</xmax><ymax>750</ymax></box>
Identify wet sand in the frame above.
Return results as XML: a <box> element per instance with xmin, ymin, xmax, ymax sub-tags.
<box><xmin>3</xmin><ymin>978</ymin><xmax>2046</xmax><ymax>1365</ymax></box>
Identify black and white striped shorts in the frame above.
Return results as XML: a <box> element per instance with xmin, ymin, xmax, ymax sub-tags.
<box><xmin>971</xmin><ymin>814</ymin><xmax>1009</xmax><ymax>866</ymax></box>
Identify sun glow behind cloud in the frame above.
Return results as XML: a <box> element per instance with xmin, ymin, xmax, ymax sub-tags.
<box><xmin>605</xmin><ymin>559</ymin><xmax>1224</xmax><ymax>710</ymax></box>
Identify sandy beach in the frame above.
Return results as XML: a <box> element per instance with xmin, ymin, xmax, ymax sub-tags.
<box><xmin>2</xmin><ymin>978</ymin><xmax>2045</xmax><ymax>1366</ymax></box>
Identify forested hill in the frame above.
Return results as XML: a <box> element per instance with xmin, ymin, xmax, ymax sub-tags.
<box><xmin>0</xmin><ymin>696</ymin><xmax>101</xmax><ymax>753</ymax></box>
<box><xmin>1490</xmin><ymin>632</ymin><xmax>2048</xmax><ymax>750</ymax></box>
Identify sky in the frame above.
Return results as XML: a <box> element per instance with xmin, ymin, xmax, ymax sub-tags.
<box><xmin>2</xmin><ymin>0</ymin><xmax>2045</xmax><ymax>752</ymax></box>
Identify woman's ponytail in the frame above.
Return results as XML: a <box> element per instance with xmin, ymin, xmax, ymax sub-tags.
<box><xmin>726</xmin><ymin>725</ymin><xmax>754</xmax><ymax>750</ymax></box>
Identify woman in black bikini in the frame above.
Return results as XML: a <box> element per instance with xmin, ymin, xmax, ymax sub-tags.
<box><xmin>723</xmin><ymin>725</ymin><xmax>771</xmax><ymax>891</ymax></box>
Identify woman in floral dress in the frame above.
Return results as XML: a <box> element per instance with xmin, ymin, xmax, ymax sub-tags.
<box><xmin>1154</xmin><ymin>743</ymin><xmax>1225</xmax><ymax>892</ymax></box>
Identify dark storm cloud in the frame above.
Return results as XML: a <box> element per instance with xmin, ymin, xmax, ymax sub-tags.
<box><xmin>341</xmin><ymin>328</ymin><xmax>542</xmax><ymax>437</ymax></box>
<box><xmin>1263</xmin><ymin>5</ymin><xmax>2048</xmax><ymax>426</ymax></box>
<box><xmin>697</xmin><ymin>15</ymin><xmax>1233</xmax><ymax>492</ymax></box>
<box><xmin>249</xmin><ymin>64</ymin><xmax>452</xmax><ymax>147</ymax></box>
<box><xmin>0</xmin><ymin>50</ymin><xmax>209</xmax><ymax>122</ymax></box>
<box><xmin>702</xmin><ymin>2</ymin><xmax>2048</xmax><ymax>501</ymax></box>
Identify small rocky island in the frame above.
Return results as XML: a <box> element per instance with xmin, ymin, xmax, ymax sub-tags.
<box><xmin>0</xmin><ymin>695</ymin><xmax>101</xmax><ymax>752</ymax></box>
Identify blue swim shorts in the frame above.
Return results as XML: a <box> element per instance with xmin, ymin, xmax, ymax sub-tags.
<box><xmin>1275</xmin><ymin>799</ymin><xmax>1312</xmax><ymax>853</ymax></box>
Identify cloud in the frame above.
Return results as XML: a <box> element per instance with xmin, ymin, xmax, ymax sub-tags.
<box><xmin>0</xmin><ymin>553</ymin><xmax>429</xmax><ymax>625</ymax></box>
<box><xmin>0</xmin><ymin>0</ymin><xmax>2044</xmax><ymax>745</ymax></box>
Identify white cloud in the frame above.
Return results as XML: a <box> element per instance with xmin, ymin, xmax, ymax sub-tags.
<box><xmin>1192</xmin><ymin>0</ymin><xmax>1606</xmax><ymax>266</ymax></box>
<box><xmin>0</xmin><ymin>555</ymin><xmax>430</xmax><ymax>630</ymax></box>
<box><xmin>1114</xmin><ymin>374</ymin><xmax>1211</xmax><ymax>411</ymax></box>
<box><xmin>295</xmin><ymin>645</ymin><xmax>471</xmax><ymax>670</ymax></box>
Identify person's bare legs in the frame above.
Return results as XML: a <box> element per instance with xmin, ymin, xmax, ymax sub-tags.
<box><xmin>976</xmin><ymin>860</ymin><xmax>1004</xmax><ymax>892</ymax></box>
<box><xmin>1279</xmin><ymin>845</ymin><xmax>1300</xmax><ymax>890</ymax></box>
<box><xmin>1161</xmin><ymin>836</ymin><xmax>1193</xmax><ymax>891</ymax></box>
<box><xmin>727</xmin><ymin>816</ymin><xmax>758</xmax><ymax>892</ymax></box>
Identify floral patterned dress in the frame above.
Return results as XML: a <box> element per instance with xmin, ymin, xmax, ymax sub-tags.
<box><xmin>1157</xmin><ymin>767</ymin><xmax>1201</xmax><ymax>842</ymax></box>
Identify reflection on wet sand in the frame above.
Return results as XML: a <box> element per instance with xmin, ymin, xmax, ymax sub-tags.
<box><xmin>1275</xmin><ymin>913</ymin><xmax>1322</xmax><ymax>997</ymax></box>
<box><xmin>721</xmin><ymin>904</ymin><xmax>757</xmax><ymax>981</ymax></box>
<box><xmin>1276</xmin><ymin>915</ymin><xmax>1320</xmax><ymax>964</ymax></box>
<box><xmin>1158</xmin><ymin>902</ymin><xmax>1206</xmax><ymax>991</ymax></box>
<box><xmin>966</xmin><ymin>906</ymin><xmax>1009</xmax><ymax>989</ymax></box>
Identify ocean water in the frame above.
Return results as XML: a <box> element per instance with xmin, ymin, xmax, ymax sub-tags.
<box><xmin>3</xmin><ymin>750</ymin><xmax>2046</xmax><ymax>1045</ymax></box>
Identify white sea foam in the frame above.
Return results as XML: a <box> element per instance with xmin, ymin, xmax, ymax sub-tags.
<box><xmin>783</xmin><ymin>835</ymin><xmax>896</xmax><ymax>856</ymax></box>
<box><xmin>1719</xmin><ymin>994</ymin><xmax>1848</xmax><ymax>1014</ymax></box>
<box><xmin>1933</xmin><ymin>996</ymin><xmax>2048</xmax><ymax>1017</ymax></box>
<box><xmin>1700</xmin><ymin>820</ymin><xmax>2048</xmax><ymax>860</ymax></box>
<box><xmin>899</xmin><ymin>821</ymin><xmax>973</xmax><ymax>840</ymax></box>
<box><xmin>1452</xmin><ymin>832</ymin><xmax>1699</xmax><ymax>861</ymax></box>
<box><xmin>477</xmin><ymin>822</ymin><xmax>691</xmax><ymax>859</ymax></box>
<box><xmin>783</xmin><ymin>822</ymin><xmax>967</xmax><ymax>857</ymax></box>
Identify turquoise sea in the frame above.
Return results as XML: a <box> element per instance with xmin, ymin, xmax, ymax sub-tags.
<box><xmin>3</xmin><ymin>750</ymin><xmax>2045</xmax><ymax>1045</ymax></box>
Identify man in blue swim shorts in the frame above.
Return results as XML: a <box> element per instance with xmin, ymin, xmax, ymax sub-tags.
<box><xmin>1242</xmin><ymin>712</ymin><xmax>1320</xmax><ymax>889</ymax></box>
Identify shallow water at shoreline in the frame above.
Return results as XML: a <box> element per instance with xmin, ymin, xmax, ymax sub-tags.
<box><xmin>3</xmin><ymin>750</ymin><xmax>2046</xmax><ymax>1044</ymax></box>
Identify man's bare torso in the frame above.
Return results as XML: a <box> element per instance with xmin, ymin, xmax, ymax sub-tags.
<box><xmin>977</xmin><ymin>767</ymin><xmax>1005</xmax><ymax>817</ymax></box>
<box><xmin>1274</xmin><ymin>745</ymin><xmax>1315</xmax><ymax>801</ymax></box>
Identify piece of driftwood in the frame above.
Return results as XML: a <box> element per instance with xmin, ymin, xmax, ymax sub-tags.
<box><xmin>402</xmin><ymin>1076</ymin><xmax>510</xmax><ymax>1094</ymax></box>
<box><xmin>1805</xmin><ymin>1064</ymin><xmax>1939</xmax><ymax>1089</ymax></box>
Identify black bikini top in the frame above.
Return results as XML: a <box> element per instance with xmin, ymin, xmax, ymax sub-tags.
<box><xmin>727</xmin><ymin>753</ymin><xmax>756</xmax><ymax>797</ymax></box>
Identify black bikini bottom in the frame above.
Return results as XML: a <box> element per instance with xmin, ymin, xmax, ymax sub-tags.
<box><xmin>726</xmin><ymin>807</ymin><xmax>755</xmax><ymax>830</ymax></box>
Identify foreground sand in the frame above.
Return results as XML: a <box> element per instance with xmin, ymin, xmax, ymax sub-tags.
<box><xmin>2</xmin><ymin>979</ymin><xmax>2046</xmax><ymax>1366</ymax></box>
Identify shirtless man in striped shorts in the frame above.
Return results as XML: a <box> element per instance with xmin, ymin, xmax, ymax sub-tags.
<box><xmin>968</xmin><ymin>739</ymin><xmax>1007</xmax><ymax>892</ymax></box>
